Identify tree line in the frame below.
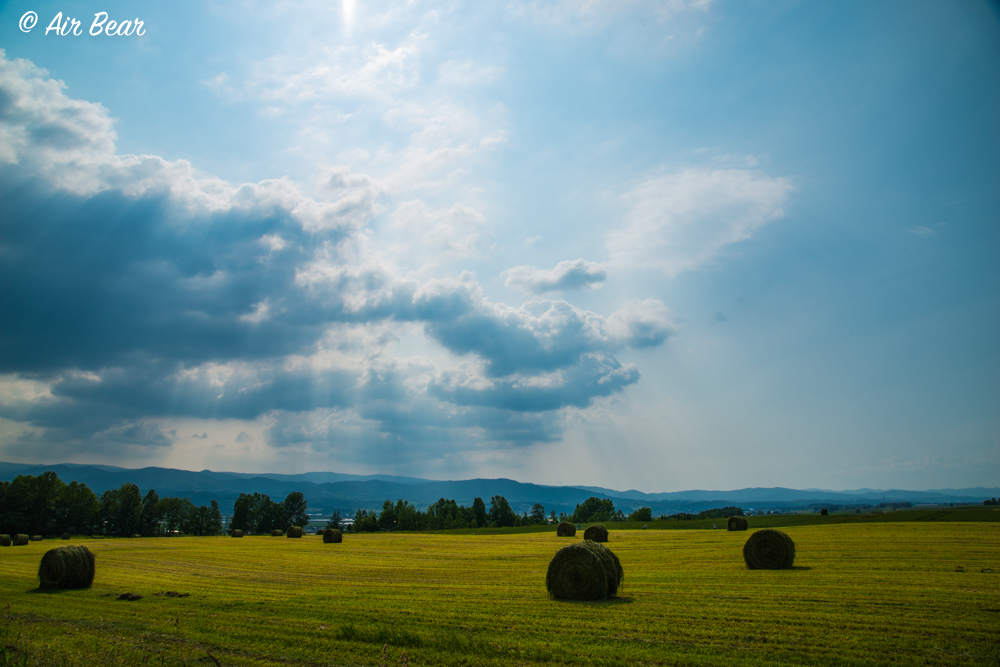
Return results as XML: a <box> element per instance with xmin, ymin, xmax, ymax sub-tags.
<box><xmin>0</xmin><ymin>471</ymin><xmax>223</xmax><ymax>537</ymax></box>
<box><xmin>346</xmin><ymin>495</ymin><xmax>664</xmax><ymax>532</ymax></box>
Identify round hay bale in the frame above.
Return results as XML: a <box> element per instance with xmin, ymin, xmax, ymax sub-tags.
<box><xmin>230</xmin><ymin>529</ymin><xmax>244</xmax><ymax>538</ymax></box>
<box><xmin>38</xmin><ymin>545</ymin><xmax>96</xmax><ymax>590</ymax></box>
<box><xmin>13</xmin><ymin>534</ymin><xmax>29</xmax><ymax>546</ymax></box>
<box><xmin>61</xmin><ymin>533</ymin><xmax>71</xmax><ymax>540</ymax></box>
<box><xmin>271</xmin><ymin>529</ymin><xmax>284</xmax><ymax>537</ymax></box>
<box><xmin>743</xmin><ymin>529</ymin><xmax>796</xmax><ymax>570</ymax></box>
<box><xmin>545</xmin><ymin>540</ymin><xmax>624</xmax><ymax>601</ymax></box>
<box><xmin>727</xmin><ymin>516</ymin><xmax>748</xmax><ymax>531</ymax></box>
<box><xmin>323</xmin><ymin>529</ymin><xmax>343</xmax><ymax>544</ymax></box>
<box><xmin>286</xmin><ymin>525</ymin><xmax>303</xmax><ymax>538</ymax></box>
<box><xmin>556</xmin><ymin>522</ymin><xmax>576</xmax><ymax>537</ymax></box>
<box><xmin>0</xmin><ymin>534</ymin><xmax>11</xmax><ymax>547</ymax></box>
<box><xmin>583</xmin><ymin>525</ymin><xmax>609</xmax><ymax>542</ymax></box>
<box><xmin>30</xmin><ymin>535</ymin><xmax>43</xmax><ymax>541</ymax></box>
<box><xmin>131</xmin><ymin>534</ymin><xmax>141</xmax><ymax>538</ymax></box>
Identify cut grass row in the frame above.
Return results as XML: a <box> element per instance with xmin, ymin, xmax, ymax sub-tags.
<box><xmin>1</xmin><ymin>521</ymin><xmax>998</xmax><ymax>666</ymax></box>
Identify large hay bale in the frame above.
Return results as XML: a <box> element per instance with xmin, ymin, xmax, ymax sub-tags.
<box><xmin>743</xmin><ymin>529</ymin><xmax>796</xmax><ymax>570</ymax></box>
<box><xmin>38</xmin><ymin>545</ymin><xmax>96</xmax><ymax>590</ymax></box>
<box><xmin>546</xmin><ymin>540</ymin><xmax>624</xmax><ymax>601</ymax></box>
<box><xmin>30</xmin><ymin>535</ymin><xmax>43</xmax><ymax>541</ymax></box>
<box><xmin>230</xmin><ymin>529</ymin><xmax>244</xmax><ymax>538</ymax></box>
<box><xmin>13</xmin><ymin>534</ymin><xmax>29</xmax><ymax>546</ymax></box>
<box><xmin>271</xmin><ymin>529</ymin><xmax>284</xmax><ymax>537</ymax></box>
<box><xmin>727</xmin><ymin>516</ymin><xmax>748</xmax><ymax>531</ymax></box>
<box><xmin>287</xmin><ymin>525</ymin><xmax>303</xmax><ymax>538</ymax></box>
<box><xmin>0</xmin><ymin>534</ymin><xmax>11</xmax><ymax>547</ymax></box>
<box><xmin>61</xmin><ymin>533</ymin><xmax>71</xmax><ymax>540</ymax></box>
<box><xmin>556</xmin><ymin>522</ymin><xmax>576</xmax><ymax>537</ymax></box>
<box><xmin>323</xmin><ymin>529</ymin><xmax>343</xmax><ymax>543</ymax></box>
<box><xmin>583</xmin><ymin>524</ymin><xmax>609</xmax><ymax>542</ymax></box>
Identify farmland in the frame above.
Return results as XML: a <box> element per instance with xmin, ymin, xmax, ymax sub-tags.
<box><xmin>1</xmin><ymin>514</ymin><xmax>998</xmax><ymax>666</ymax></box>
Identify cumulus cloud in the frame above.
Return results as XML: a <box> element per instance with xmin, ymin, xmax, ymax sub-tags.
<box><xmin>607</xmin><ymin>168</ymin><xmax>793</xmax><ymax>276</ymax></box>
<box><xmin>504</xmin><ymin>258</ymin><xmax>608</xmax><ymax>293</ymax></box>
<box><xmin>0</xmin><ymin>52</ymin><xmax>672</xmax><ymax>464</ymax></box>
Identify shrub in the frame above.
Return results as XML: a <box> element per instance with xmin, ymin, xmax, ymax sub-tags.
<box><xmin>583</xmin><ymin>525</ymin><xmax>609</xmax><ymax>542</ymax></box>
<box><xmin>0</xmin><ymin>534</ymin><xmax>11</xmax><ymax>547</ymax></box>
<box><xmin>230</xmin><ymin>529</ymin><xmax>244</xmax><ymax>538</ymax></box>
<box><xmin>556</xmin><ymin>522</ymin><xmax>576</xmax><ymax>537</ymax></box>
<box><xmin>743</xmin><ymin>529</ymin><xmax>796</xmax><ymax>570</ymax></box>
<box><xmin>727</xmin><ymin>516</ymin><xmax>748</xmax><ymax>531</ymax></box>
<box><xmin>271</xmin><ymin>529</ymin><xmax>284</xmax><ymax>537</ymax></box>
<box><xmin>323</xmin><ymin>529</ymin><xmax>343</xmax><ymax>543</ymax></box>
<box><xmin>13</xmin><ymin>534</ymin><xmax>29</xmax><ymax>546</ymax></box>
<box><xmin>546</xmin><ymin>541</ymin><xmax>623</xmax><ymax>601</ymax></box>
<box><xmin>287</xmin><ymin>525</ymin><xmax>303</xmax><ymax>538</ymax></box>
<box><xmin>820</xmin><ymin>508</ymin><xmax>828</xmax><ymax>516</ymax></box>
<box><xmin>38</xmin><ymin>545</ymin><xmax>96</xmax><ymax>590</ymax></box>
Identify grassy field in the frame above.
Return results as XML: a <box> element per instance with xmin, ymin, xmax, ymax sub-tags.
<box><xmin>1</xmin><ymin>516</ymin><xmax>998</xmax><ymax>665</ymax></box>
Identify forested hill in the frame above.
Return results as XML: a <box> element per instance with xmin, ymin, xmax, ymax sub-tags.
<box><xmin>0</xmin><ymin>461</ymin><xmax>995</xmax><ymax>516</ymax></box>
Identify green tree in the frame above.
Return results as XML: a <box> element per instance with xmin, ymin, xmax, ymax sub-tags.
<box><xmin>54</xmin><ymin>481</ymin><xmax>100</xmax><ymax>535</ymax></box>
<box><xmin>353</xmin><ymin>509</ymin><xmax>378</xmax><ymax>532</ymax></box>
<box><xmin>328</xmin><ymin>510</ymin><xmax>342</xmax><ymax>530</ymax></box>
<box><xmin>210</xmin><ymin>500</ymin><xmax>223</xmax><ymax>535</ymax></box>
<box><xmin>138</xmin><ymin>489</ymin><xmax>162</xmax><ymax>536</ymax></box>
<box><xmin>396</xmin><ymin>499</ymin><xmax>420</xmax><ymax>531</ymax></box>
<box><xmin>530</xmin><ymin>503</ymin><xmax>546</xmax><ymax>524</ymax></box>
<box><xmin>572</xmin><ymin>497</ymin><xmax>615</xmax><ymax>523</ymax></box>
<box><xmin>115</xmin><ymin>483</ymin><xmax>143</xmax><ymax>536</ymax></box>
<box><xmin>488</xmin><ymin>495</ymin><xmax>515</xmax><ymax>528</ymax></box>
<box><xmin>158</xmin><ymin>497</ymin><xmax>195</xmax><ymax>534</ymax></box>
<box><xmin>628</xmin><ymin>507</ymin><xmax>653</xmax><ymax>522</ymax></box>
<box><xmin>377</xmin><ymin>499</ymin><xmax>398</xmax><ymax>531</ymax></box>
<box><xmin>472</xmin><ymin>497</ymin><xmax>487</xmax><ymax>528</ymax></box>
<box><xmin>281</xmin><ymin>491</ymin><xmax>309</xmax><ymax>528</ymax></box>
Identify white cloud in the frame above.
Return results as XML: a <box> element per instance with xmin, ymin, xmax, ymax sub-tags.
<box><xmin>607</xmin><ymin>168</ymin><xmax>793</xmax><ymax>276</ymax></box>
<box><xmin>505</xmin><ymin>258</ymin><xmax>608</xmax><ymax>293</ymax></box>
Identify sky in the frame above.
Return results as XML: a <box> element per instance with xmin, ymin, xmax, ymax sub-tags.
<box><xmin>0</xmin><ymin>0</ymin><xmax>997</xmax><ymax>492</ymax></box>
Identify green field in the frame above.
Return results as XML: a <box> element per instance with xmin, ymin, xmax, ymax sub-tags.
<box><xmin>2</xmin><ymin>515</ymin><xmax>998</xmax><ymax>665</ymax></box>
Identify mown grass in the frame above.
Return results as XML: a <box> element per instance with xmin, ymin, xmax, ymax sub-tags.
<box><xmin>0</xmin><ymin>520</ymin><xmax>998</xmax><ymax>666</ymax></box>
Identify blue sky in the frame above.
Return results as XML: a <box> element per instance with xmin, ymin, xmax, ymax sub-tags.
<box><xmin>0</xmin><ymin>0</ymin><xmax>997</xmax><ymax>491</ymax></box>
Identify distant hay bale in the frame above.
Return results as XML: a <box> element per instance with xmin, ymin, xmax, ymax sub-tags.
<box><xmin>287</xmin><ymin>526</ymin><xmax>303</xmax><ymax>538</ymax></box>
<box><xmin>230</xmin><ymin>529</ymin><xmax>244</xmax><ymax>538</ymax></box>
<box><xmin>727</xmin><ymin>516</ymin><xmax>748</xmax><ymax>531</ymax></box>
<box><xmin>556</xmin><ymin>522</ymin><xmax>576</xmax><ymax>537</ymax></box>
<box><xmin>0</xmin><ymin>534</ymin><xmax>11</xmax><ymax>547</ymax></box>
<box><xmin>743</xmin><ymin>529</ymin><xmax>796</xmax><ymax>570</ymax></box>
<box><xmin>30</xmin><ymin>535</ymin><xmax>43</xmax><ymax>542</ymax></box>
<box><xmin>323</xmin><ymin>529</ymin><xmax>343</xmax><ymax>544</ymax></box>
<box><xmin>131</xmin><ymin>534</ymin><xmax>141</xmax><ymax>538</ymax></box>
<box><xmin>13</xmin><ymin>534</ymin><xmax>29</xmax><ymax>546</ymax></box>
<box><xmin>583</xmin><ymin>525</ymin><xmax>609</xmax><ymax>542</ymax></box>
<box><xmin>546</xmin><ymin>540</ymin><xmax>624</xmax><ymax>601</ymax></box>
<box><xmin>271</xmin><ymin>529</ymin><xmax>284</xmax><ymax>537</ymax></box>
<box><xmin>38</xmin><ymin>545</ymin><xmax>96</xmax><ymax>590</ymax></box>
<box><xmin>61</xmin><ymin>533</ymin><xmax>71</xmax><ymax>540</ymax></box>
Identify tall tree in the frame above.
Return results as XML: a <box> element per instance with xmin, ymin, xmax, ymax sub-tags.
<box><xmin>55</xmin><ymin>481</ymin><xmax>100</xmax><ymax>535</ymax></box>
<box><xmin>138</xmin><ymin>489</ymin><xmax>162</xmax><ymax>536</ymax></box>
<box><xmin>530</xmin><ymin>503</ymin><xmax>546</xmax><ymax>524</ymax></box>
<box><xmin>488</xmin><ymin>495</ymin><xmax>515</xmax><ymax>528</ymax></box>
<box><xmin>472</xmin><ymin>497</ymin><xmax>487</xmax><ymax>528</ymax></box>
<box><xmin>281</xmin><ymin>491</ymin><xmax>309</xmax><ymax>528</ymax></box>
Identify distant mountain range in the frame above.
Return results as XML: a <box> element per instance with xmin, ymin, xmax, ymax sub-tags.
<box><xmin>1</xmin><ymin>461</ymin><xmax>995</xmax><ymax>518</ymax></box>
